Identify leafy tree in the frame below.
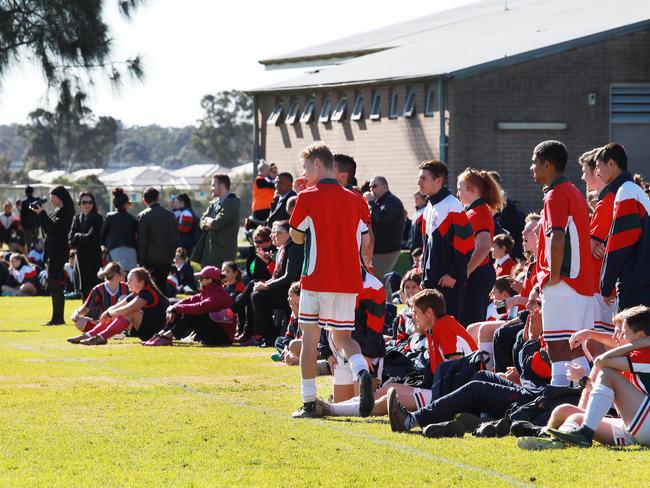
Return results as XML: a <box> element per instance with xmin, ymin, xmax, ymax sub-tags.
<box><xmin>192</xmin><ymin>90</ymin><xmax>253</xmax><ymax>167</ymax></box>
<box><xmin>0</xmin><ymin>0</ymin><xmax>144</xmax><ymax>89</ymax></box>
<box><xmin>18</xmin><ymin>81</ymin><xmax>118</xmax><ymax>171</ymax></box>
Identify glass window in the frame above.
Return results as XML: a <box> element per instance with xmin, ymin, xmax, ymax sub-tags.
<box><xmin>331</xmin><ymin>98</ymin><xmax>347</xmax><ymax>121</ymax></box>
<box><xmin>403</xmin><ymin>89</ymin><xmax>416</xmax><ymax>118</ymax></box>
<box><xmin>267</xmin><ymin>104</ymin><xmax>284</xmax><ymax>125</ymax></box>
<box><xmin>369</xmin><ymin>92</ymin><xmax>381</xmax><ymax>120</ymax></box>
<box><xmin>285</xmin><ymin>101</ymin><xmax>300</xmax><ymax>124</ymax></box>
<box><xmin>425</xmin><ymin>85</ymin><xmax>435</xmax><ymax>117</ymax></box>
<box><xmin>351</xmin><ymin>94</ymin><xmax>364</xmax><ymax>121</ymax></box>
<box><xmin>300</xmin><ymin>99</ymin><xmax>315</xmax><ymax>123</ymax></box>
<box><xmin>319</xmin><ymin>97</ymin><xmax>332</xmax><ymax>123</ymax></box>
<box><xmin>389</xmin><ymin>91</ymin><xmax>399</xmax><ymax>119</ymax></box>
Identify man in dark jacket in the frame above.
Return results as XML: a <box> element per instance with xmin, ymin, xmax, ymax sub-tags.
<box><xmin>137</xmin><ymin>187</ymin><xmax>178</xmax><ymax>293</ymax></box>
<box><xmin>250</xmin><ymin>220</ymin><xmax>303</xmax><ymax>347</ymax></box>
<box><xmin>367</xmin><ymin>176</ymin><xmax>405</xmax><ymax>285</ymax></box>
<box><xmin>19</xmin><ymin>186</ymin><xmax>44</xmax><ymax>251</ymax></box>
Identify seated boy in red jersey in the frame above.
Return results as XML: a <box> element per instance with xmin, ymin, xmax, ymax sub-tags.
<box><xmin>289</xmin><ymin>143</ymin><xmax>374</xmax><ymax>419</ymax></box>
<box><xmin>492</xmin><ymin>233</ymin><xmax>516</xmax><ymax>278</ymax></box>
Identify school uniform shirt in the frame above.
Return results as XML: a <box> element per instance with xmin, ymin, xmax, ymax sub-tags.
<box><xmin>494</xmin><ymin>255</ymin><xmax>515</xmax><ymax>277</ymax></box>
<box><xmin>465</xmin><ymin>198</ymin><xmax>495</xmax><ymax>267</ymax></box>
<box><xmin>289</xmin><ymin>178</ymin><xmax>368</xmax><ymax>293</ymax></box>
<box><xmin>174</xmin><ymin>208</ymin><xmax>195</xmax><ymax>234</ymax></box>
<box><xmin>127</xmin><ymin>286</ymin><xmax>169</xmax><ymax>320</ymax></box>
<box><xmin>626</xmin><ymin>347</ymin><xmax>650</xmax><ymax>395</ymax></box>
<box><xmin>225</xmin><ymin>281</ymin><xmax>245</xmax><ymax>300</ymax></box>
<box><xmin>536</xmin><ymin>177</ymin><xmax>593</xmax><ymax>296</ymax></box>
<box><xmin>601</xmin><ymin>173</ymin><xmax>650</xmax><ymax>296</ymax></box>
<box><xmin>590</xmin><ymin>181</ymin><xmax>618</xmax><ymax>295</ymax></box>
<box><xmin>426</xmin><ymin>315</ymin><xmax>477</xmax><ymax>374</ymax></box>
<box><xmin>83</xmin><ymin>282</ymin><xmax>129</xmax><ymax>314</ymax></box>
<box><xmin>10</xmin><ymin>263</ymin><xmax>38</xmax><ymax>285</ymax></box>
<box><xmin>421</xmin><ymin>187</ymin><xmax>474</xmax><ymax>289</ymax></box>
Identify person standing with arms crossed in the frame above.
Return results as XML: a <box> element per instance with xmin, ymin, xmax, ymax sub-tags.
<box><xmin>289</xmin><ymin>143</ymin><xmax>374</xmax><ymax>418</ymax></box>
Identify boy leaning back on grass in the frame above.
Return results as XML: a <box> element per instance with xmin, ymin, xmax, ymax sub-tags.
<box><xmin>288</xmin><ymin>143</ymin><xmax>375</xmax><ymax>419</ymax></box>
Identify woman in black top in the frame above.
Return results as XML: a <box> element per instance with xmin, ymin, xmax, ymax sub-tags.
<box><xmin>32</xmin><ymin>185</ymin><xmax>74</xmax><ymax>325</ymax></box>
<box><xmin>69</xmin><ymin>192</ymin><xmax>104</xmax><ymax>300</ymax></box>
<box><xmin>101</xmin><ymin>187</ymin><xmax>138</xmax><ymax>271</ymax></box>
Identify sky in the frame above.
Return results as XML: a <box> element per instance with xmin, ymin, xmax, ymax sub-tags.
<box><xmin>0</xmin><ymin>0</ymin><xmax>477</xmax><ymax>128</ymax></box>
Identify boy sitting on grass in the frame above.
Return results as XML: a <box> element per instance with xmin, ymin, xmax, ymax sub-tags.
<box><xmin>545</xmin><ymin>305</ymin><xmax>650</xmax><ymax>447</ymax></box>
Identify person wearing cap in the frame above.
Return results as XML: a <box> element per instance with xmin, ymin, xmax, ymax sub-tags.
<box><xmin>142</xmin><ymin>265</ymin><xmax>233</xmax><ymax>346</ymax></box>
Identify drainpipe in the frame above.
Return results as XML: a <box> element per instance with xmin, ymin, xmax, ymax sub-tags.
<box><xmin>252</xmin><ymin>94</ymin><xmax>259</xmax><ymax>179</ymax></box>
<box><xmin>438</xmin><ymin>78</ymin><xmax>447</xmax><ymax>163</ymax></box>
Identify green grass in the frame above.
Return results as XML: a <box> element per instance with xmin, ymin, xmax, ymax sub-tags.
<box><xmin>0</xmin><ymin>297</ymin><xmax>649</xmax><ymax>487</ymax></box>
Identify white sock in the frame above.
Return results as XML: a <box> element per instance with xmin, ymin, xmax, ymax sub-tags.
<box><xmin>479</xmin><ymin>342</ymin><xmax>494</xmax><ymax>370</ymax></box>
<box><xmin>330</xmin><ymin>397</ymin><xmax>360</xmax><ymax>416</ymax></box>
<box><xmin>560</xmin><ymin>419</ymin><xmax>581</xmax><ymax>433</ymax></box>
<box><xmin>347</xmin><ymin>354</ymin><xmax>368</xmax><ymax>380</ymax></box>
<box><xmin>582</xmin><ymin>383</ymin><xmax>615</xmax><ymax>431</ymax></box>
<box><xmin>301</xmin><ymin>378</ymin><xmax>317</xmax><ymax>403</ymax></box>
<box><xmin>551</xmin><ymin>362</ymin><xmax>570</xmax><ymax>386</ymax></box>
<box><xmin>573</xmin><ymin>355</ymin><xmax>591</xmax><ymax>377</ymax></box>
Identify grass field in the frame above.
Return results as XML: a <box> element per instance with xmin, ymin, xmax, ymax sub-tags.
<box><xmin>1</xmin><ymin>297</ymin><xmax>649</xmax><ymax>487</ymax></box>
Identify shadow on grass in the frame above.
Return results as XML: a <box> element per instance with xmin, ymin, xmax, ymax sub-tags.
<box><xmin>0</xmin><ymin>329</ymin><xmax>38</xmax><ymax>333</ymax></box>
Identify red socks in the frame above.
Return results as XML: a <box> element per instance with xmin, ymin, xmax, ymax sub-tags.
<box><xmin>97</xmin><ymin>317</ymin><xmax>130</xmax><ymax>340</ymax></box>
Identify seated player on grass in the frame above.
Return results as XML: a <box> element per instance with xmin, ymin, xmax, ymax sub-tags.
<box><xmin>543</xmin><ymin>306</ymin><xmax>650</xmax><ymax>448</ymax></box>
<box><xmin>492</xmin><ymin>233</ymin><xmax>516</xmax><ymax>278</ymax></box>
<box><xmin>69</xmin><ymin>262</ymin><xmax>128</xmax><ymax>334</ymax></box>
<box><xmin>68</xmin><ymin>267</ymin><xmax>168</xmax><ymax>345</ymax></box>
<box><xmin>389</xmin><ymin>270</ymin><xmax>422</xmax><ymax>348</ymax></box>
<box><xmin>386</xmin><ymin>309</ymin><xmax>552</xmax><ymax>439</ymax></box>
<box><xmin>312</xmin><ymin>288</ymin><xmax>476</xmax><ymax>418</ymax></box>
<box><xmin>143</xmin><ymin>266</ymin><xmax>234</xmax><ymax>347</ymax></box>
<box><xmin>273</xmin><ymin>281</ymin><xmax>302</xmax><ymax>365</ymax></box>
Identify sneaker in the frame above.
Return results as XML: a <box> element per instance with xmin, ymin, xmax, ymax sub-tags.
<box><xmin>291</xmin><ymin>401</ymin><xmax>323</xmax><ymax>419</ymax></box>
<box><xmin>316</xmin><ymin>360</ymin><xmax>331</xmax><ymax>376</ymax></box>
<box><xmin>357</xmin><ymin>370</ymin><xmax>375</xmax><ymax>418</ymax></box>
<box><xmin>422</xmin><ymin>420</ymin><xmax>466</xmax><ymax>438</ymax></box>
<box><xmin>473</xmin><ymin>418</ymin><xmax>511</xmax><ymax>437</ymax></box>
<box><xmin>455</xmin><ymin>413</ymin><xmax>482</xmax><ymax>433</ymax></box>
<box><xmin>239</xmin><ymin>335</ymin><xmax>261</xmax><ymax>347</ymax></box>
<box><xmin>517</xmin><ymin>436</ymin><xmax>565</xmax><ymax>450</ymax></box>
<box><xmin>67</xmin><ymin>334</ymin><xmax>89</xmax><ymax>344</ymax></box>
<box><xmin>80</xmin><ymin>335</ymin><xmax>107</xmax><ymax>346</ymax></box>
<box><xmin>180</xmin><ymin>332</ymin><xmax>197</xmax><ymax>344</ymax></box>
<box><xmin>142</xmin><ymin>335</ymin><xmax>172</xmax><ymax>347</ymax></box>
<box><xmin>387</xmin><ymin>387</ymin><xmax>413</xmax><ymax>432</ymax></box>
<box><xmin>546</xmin><ymin>426</ymin><xmax>594</xmax><ymax>447</ymax></box>
<box><xmin>510</xmin><ymin>420</ymin><xmax>545</xmax><ymax>438</ymax></box>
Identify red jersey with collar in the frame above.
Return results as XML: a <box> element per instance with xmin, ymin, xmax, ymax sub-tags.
<box><xmin>627</xmin><ymin>347</ymin><xmax>650</xmax><ymax>395</ymax></box>
<box><xmin>289</xmin><ymin>179</ymin><xmax>368</xmax><ymax>293</ymax></box>
<box><xmin>426</xmin><ymin>315</ymin><xmax>477</xmax><ymax>374</ymax></box>
<box><xmin>536</xmin><ymin>177</ymin><xmax>593</xmax><ymax>296</ymax></box>
<box><xmin>495</xmin><ymin>256</ymin><xmax>516</xmax><ymax>277</ymax></box>
<box><xmin>590</xmin><ymin>189</ymin><xmax>616</xmax><ymax>294</ymax></box>
<box><xmin>465</xmin><ymin>199</ymin><xmax>495</xmax><ymax>267</ymax></box>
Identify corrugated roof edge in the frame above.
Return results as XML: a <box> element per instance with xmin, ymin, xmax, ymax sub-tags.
<box><xmin>247</xmin><ymin>19</ymin><xmax>650</xmax><ymax>94</ymax></box>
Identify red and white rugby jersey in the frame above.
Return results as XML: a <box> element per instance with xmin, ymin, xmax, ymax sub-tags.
<box><xmin>289</xmin><ymin>179</ymin><xmax>367</xmax><ymax>293</ymax></box>
<box><xmin>11</xmin><ymin>264</ymin><xmax>37</xmax><ymax>284</ymax></box>
<box><xmin>590</xmin><ymin>188</ymin><xmax>616</xmax><ymax>294</ymax></box>
<box><xmin>536</xmin><ymin>177</ymin><xmax>593</xmax><ymax>296</ymax></box>
<box><xmin>627</xmin><ymin>347</ymin><xmax>650</xmax><ymax>394</ymax></box>
<box><xmin>426</xmin><ymin>315</ymin><xmax>478</xmax><ymax>374</ymax></box>
<box><xmin>465</xmin><ymin>198</ymin><xmax>495</xmax><ymax>267</ymax></box>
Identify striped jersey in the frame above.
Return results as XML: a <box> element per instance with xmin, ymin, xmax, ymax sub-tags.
<box><xmin>601</xmin><ymin>174</ymin><xmax>650</xmax><ymax>296</ymax></box>
<box><xmin>174</xmin><ymin>208</ymin><xmax>195</xmax><ymax>233</ymax></box>
<box><xmin>289</xmin><ymin>178</ymin><xmax>368</xmax><ymax>293</ymax></box>
<box><xmin>465</xmin><ymin>198</ymin><xmax>495</xmax><ymax>267</ymax></box>
<box><xmin>83</xmin><ymin>282</ymin><xmax>129</xmax><ymax>313</ymax></box>
<box><xmin>627</xmin><ymin>347</ymin><xmax>650</xmax><ymax>395</ymax></box>
<box><xmin>421</xmin><ymin>187</ymin><xmax>474</xmax><ymax>288</ymax></box>
<box><xmin>426</xmin><ymin>315</ymin><xmax>477</xmax><ymax>374</ymax></box>
<box><xmin>536</xmin><ymin>177</ymin><xmax>593</xmax><ymax>296</ymax></box>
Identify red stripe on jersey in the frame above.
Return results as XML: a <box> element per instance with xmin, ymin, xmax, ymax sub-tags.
<box><xmin>608</xmin><ymin>228</ymin><xmax>642</xmax><ymax>252</ymax></box>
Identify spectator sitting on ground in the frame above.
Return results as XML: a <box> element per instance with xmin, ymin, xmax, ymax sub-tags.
<box><xmin>1</xmin><ymin>253</ymin><xmax>38</xmax><ymax>296</ymax></box>
<box><xmin>273</xmin><ymin>281</ymin><xmax>302</xmax><ymax>365</ymax></box>
<box><xmin>68</xmin><ymin>262</ymin><xmax>128</xmax><ymax>336</ymax></box>
<box><xmin>221</xmin><ymin>260</ymin><xmax>246</xmax><ymax>337</ymax></box>
<box><xmin>492</xmin><ymin>233</ymin><xmax>516</xmax><ymax>277</ymax></box>
<box><xmin>390</xmin><ymin>271</ymin><xmax>423</xmax><ymax>349</ymax></box>
<box><xmin>27</xmin><ymin>238</ymin><xmax>45</xmax><ymax>268</ymax></box>
<box><xmin>143</xmin><ymin>266</ymin><xmax>234</xmax><ymax>347</ymax></box>
<box><xmin>70</xmin><ymin>267</ymin><xmax>169</xmax><ymax>345</ymax></box>
<box><xmin>171</xmin><ymin>247</ymin><xmax>197</xmax><ymax>295</ymax></box>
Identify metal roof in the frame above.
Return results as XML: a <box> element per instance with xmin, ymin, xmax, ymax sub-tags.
<box><xmin>250</xmin><ymin>0</ymin><xmax>650</xmax><ymax>93</ymax></box>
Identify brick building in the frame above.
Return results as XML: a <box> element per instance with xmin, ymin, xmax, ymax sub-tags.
<box><xmin>248</xmin><ymin>0</ymin><xmax>650</xmax><ymax>212</ymax></box>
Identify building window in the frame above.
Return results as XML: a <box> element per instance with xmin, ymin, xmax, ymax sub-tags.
<box><xmin>300</xmin><ymin>99</ymin><xmax>315</xmax><ymax>123</ymax></box>
<box><xmin>425</xmin><ymin>85</ymin><xmax>435</xmax><ymax>117</ymax></box>
<box><xmin>285</xmin><ymin>101</ymin><xmax>300</xmax><ymax>125</ymax></box>
<box><xmin>350</xmin><ymin>94</ymin><xmax>364</xmax><ymax>121</ymax></box>
<box><xmin>389</xmin><ymin>91</ymin><xmax>399</xmax><ymax>119</ymax></box>
<box><xmin>369</xmin><ymin>92</ymin><xmax>381</xmax><ymax>120</ymax></box>
<box><xmin>331</xmin><ymin>97</ymin><xmax>347</xmax><ymax>121</ymax></box>
<box><xmin>403</xmin><ymin>89</ymin><xmax>416</xmax><ymax>118</ymax></box>
<box><xmin>319</xmin><ymin>96</ymin><xmax>332</xmax><ymax>123</ymax></box>
<box><xmin>267</xmin><ymin>103</ymin><xmax>284</xmax><ymax>125</ymax></box>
